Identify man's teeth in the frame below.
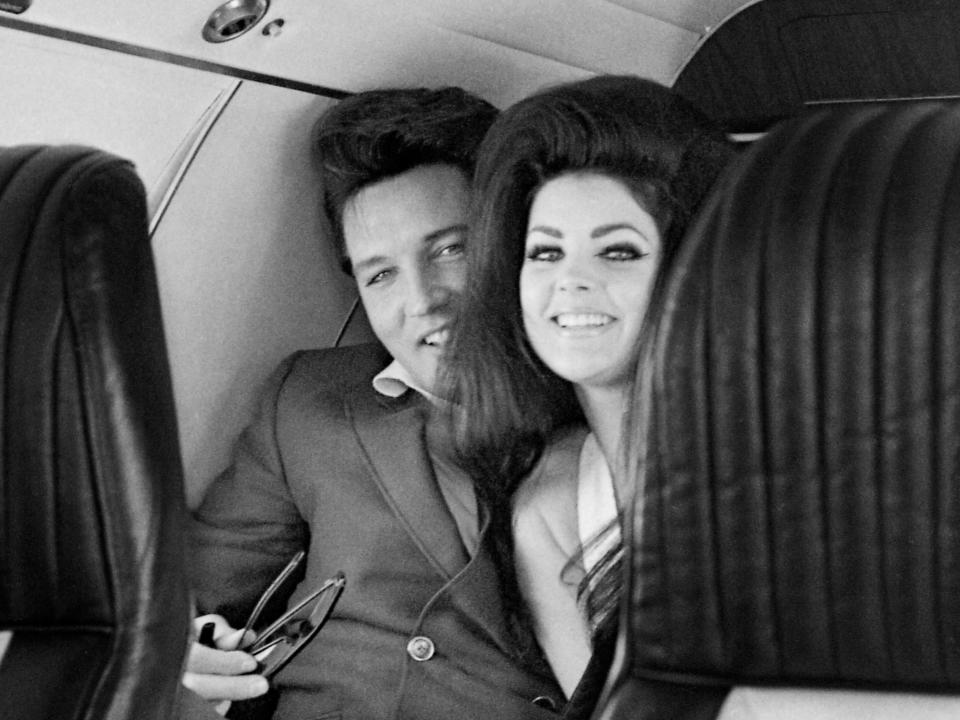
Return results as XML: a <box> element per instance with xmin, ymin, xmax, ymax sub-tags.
<box><xmin>423</xmin><ymin>328</ymin><xmax>449</xmax><ymax>346</ymax></box>
<box><xmin>554</xmin><ymin>313</ymin><xmax>612</xmax><ymax>328</ymax></box>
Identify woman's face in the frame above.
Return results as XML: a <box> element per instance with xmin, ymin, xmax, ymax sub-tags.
<box><xmin>520</xmin><ymin>172</ymin><xmax>662</xmax><ymax>391</ymax></box>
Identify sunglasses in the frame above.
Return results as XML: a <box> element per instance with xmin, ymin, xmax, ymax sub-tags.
<box><xmin>238</xmin><ymin>551</ymin><xmax>346</xmax><ymax>679</ymax></box>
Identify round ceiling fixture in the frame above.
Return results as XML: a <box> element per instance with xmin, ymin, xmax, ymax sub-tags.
<box><xmin>202</xmin><ymin>0</ymin><xmax>269</xmax><ymax>43</ymax></box>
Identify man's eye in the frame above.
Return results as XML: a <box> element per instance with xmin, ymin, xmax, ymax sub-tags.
<box><xmin>526</xmin><ymin>245</ymin><xmax>562</xmax><ymax>262</ymax></box>
<box><xmin>364</xmin><ymin>268</ymin><xmax>393</xmax><ymax>286</ymax></box>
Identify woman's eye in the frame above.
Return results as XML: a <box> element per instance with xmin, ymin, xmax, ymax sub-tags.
<box><xmin>526</xmin><ymin>245</ymin><xmax>562</xmax><ymax>262</ymax></box>
<box><xmin>601</xmin><ymin>243</ymin><xmax>648</xmax><ymax>261</ymax></box>
<box><xmin>435</xmin><ymin>241</ymin><xmax>465</xmax><ymax>259</ymax></box>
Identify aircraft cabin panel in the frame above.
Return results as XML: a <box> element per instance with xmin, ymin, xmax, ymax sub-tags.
<box><xmin>0</xmin><ymin>27</ymin><xmax>375</xmax><ymax>506</ymax></box>
<box><xmin>0</xmin><ymin>0</ymin><xmax>752</xmax><ymax>106</ymax></box>
<box><xmin>151</xmin><ymin>81</ymin><xmax>373</xmax><ymax>506</ymax></box>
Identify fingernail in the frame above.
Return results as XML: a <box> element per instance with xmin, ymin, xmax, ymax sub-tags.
<box><xmin>252</xmin><ymin>676</ymin><xmax>270</xmax><ymax>695</ymax></box>
<box><xmin>240</xmin><ymin>656</ymin><xmax>258</xmax><ymax>673</ymax></box>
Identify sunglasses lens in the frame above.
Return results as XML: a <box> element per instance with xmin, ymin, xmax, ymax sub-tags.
<box><xmin>250</xmin><ymin>574</ymin><xmax>346</xmax><ymax>679</ymax></box>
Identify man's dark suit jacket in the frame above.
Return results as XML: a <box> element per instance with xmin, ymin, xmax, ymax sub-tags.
<box><xmin>191</xmin><ymin>343</ymin><xmax>563</xmax><ymax>720</ymax></box>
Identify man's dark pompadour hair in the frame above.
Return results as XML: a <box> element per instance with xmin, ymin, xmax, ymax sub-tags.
<box><xmin>312</xmin><ymin>87</ymin><xmax>498</xmax><ymax>274</ymax></box>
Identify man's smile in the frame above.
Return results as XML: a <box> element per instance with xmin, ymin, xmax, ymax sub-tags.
<box><xmin>421</xmin><ymin>325</ymin><xmax>451</xmax><ymax>347</ymax></box>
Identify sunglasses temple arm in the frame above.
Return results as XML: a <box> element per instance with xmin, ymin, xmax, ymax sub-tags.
<box><xmin>239</xmin><ymin>549</ymin><xmax>306</xmax><ymax>645</ymax></box>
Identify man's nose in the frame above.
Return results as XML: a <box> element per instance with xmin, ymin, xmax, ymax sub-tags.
<box><xmin>406</xmin><ymin>266</ymin><xmax>453</xmax><ymax>316</ymax></box>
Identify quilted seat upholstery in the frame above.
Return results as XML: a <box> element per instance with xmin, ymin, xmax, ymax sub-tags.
<box><xmin>597</xmin><ymin>101</ymin><xmax>960</xmax><ymax>719</ymax></box>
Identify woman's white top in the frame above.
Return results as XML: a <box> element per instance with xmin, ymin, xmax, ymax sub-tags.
<box><xmin>576</xmin><ymin>432</ymin><xmax>619</xmax><ymax>573</ymax></box>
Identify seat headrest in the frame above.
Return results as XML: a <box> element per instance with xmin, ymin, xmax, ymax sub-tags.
<box><xmin>628</xmin><ymin>101</ymin><xmax>960</xmax><ymax>692</ymax></box>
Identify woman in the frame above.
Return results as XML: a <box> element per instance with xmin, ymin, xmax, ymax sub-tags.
<box><xmin>444</xmin><ymin>75</ymin><xmax>734</xmax><ymax>706</ymax></box>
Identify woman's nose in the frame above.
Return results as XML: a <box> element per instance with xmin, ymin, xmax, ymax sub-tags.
<box><xmin>556</xmin><ymin>265</ymin><xmax>595</xmax><ymax>293</ymax></box>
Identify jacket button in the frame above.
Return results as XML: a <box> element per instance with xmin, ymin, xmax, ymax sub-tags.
<box><xmin>406</xmin><ymin>636</ymin><xmax>435</xmax><ymax>662</ymax></box>
<box><xmin>532</xmin><ymin>695</ymin><xmax>558</xmax><ymax>711</ymax></box>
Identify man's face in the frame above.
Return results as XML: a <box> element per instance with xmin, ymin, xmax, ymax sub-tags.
<box><xmin>343</xmin><ymin>163</ymin><xmax>470</xmax><ymax>394</ymax></box>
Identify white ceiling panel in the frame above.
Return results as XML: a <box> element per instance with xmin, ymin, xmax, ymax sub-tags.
<box><xmin>0</xmin><ymin>26</ymin><xmax>237</xmax><ymax>203</ymax></box>
<box><xmin>1</xmin><ymin>0</ymin><xmax>762</xmax><ymax>105</ymax></box>
<box><xmin>401</xmin><ymin>0</ymin><xmax>697</xmax><ymax>82</ymax></box>
<box><xmin>601</xmin><ymin>0</ymin><xmax>760</xmax><ymax>33</ymax></box>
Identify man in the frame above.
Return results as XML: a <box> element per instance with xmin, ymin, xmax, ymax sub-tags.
<box><xmin>182</xmin><ymin>87</ymin><xmax>564</xmax><ymax>720</ymax></box>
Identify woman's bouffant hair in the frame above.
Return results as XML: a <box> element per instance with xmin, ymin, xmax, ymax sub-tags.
<box><xmin>442</xmin><ymin>75</ymin><xmax>735</xmax><ymax>665</ymax></box>
<box><xmin>312</xmin><ymin>86</ymin><xmax>498</xmax><ymax>274</ymax></box>
<box><xmin>446</xmin><ymin>74</ymin><xmax>735</xmax><ymax>494</ymax></box>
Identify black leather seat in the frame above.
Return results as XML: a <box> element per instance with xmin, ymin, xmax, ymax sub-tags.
<box><xmin>0</xmin><ymin>145</ymin><xmax>191</xmax><ymax>719</ymax></box>
<box><xmin>596</xmin><ymin>101</ymin><xmax>960</xmax><ymax>719</ymax></box>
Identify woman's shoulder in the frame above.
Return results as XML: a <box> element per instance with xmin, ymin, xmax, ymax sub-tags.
<box><xmin>513</xmin><ymin>423</ymin><xmax>589</xmax><ymax>548</ymax></box>
<box><xmin>517</xmin><ymin>424</ymin><xmax>589</xmax><ymax>501</ymax></box>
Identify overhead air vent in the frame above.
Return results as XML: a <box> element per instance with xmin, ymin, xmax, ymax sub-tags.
<box><xmin>0</xmin><ymin>0</ymin><xmax>31</xmax><ymax>14</ymax></box>
<box><xmin>202</xmin><ymin>0</ymin><xmax>269</xmax><ymax>43</ymax></box>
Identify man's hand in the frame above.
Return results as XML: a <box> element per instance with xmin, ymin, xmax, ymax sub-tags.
<box><xmin>182</xmin><ymin>614</ymin><xmax>269</xmax><ymax>715</ymax></box>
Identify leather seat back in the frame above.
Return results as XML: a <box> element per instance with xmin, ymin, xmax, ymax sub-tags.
<box><xmin>0</xmin><ymin>145</ymin><xmax>191</xmax><ymax>720</ymax></box>
<box><xmin>598</xmin><ymin>101</ymin><xmax>960</xmax><ymax>719</ymax></box>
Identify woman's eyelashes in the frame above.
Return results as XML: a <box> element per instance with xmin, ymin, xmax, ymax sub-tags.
<box><xmin>525</xmin><ymin>243</ymin><xmax>563</xmax><ymax>262</ymax></box>
<box><xmin>524</xmin><ymin>240</ymin><xmax>650</xmax><ymax>263</ymax></box>
<box><xmin>600</xmin><ymin>241</ymin><xmax>650</xmax><ymax>261</ymax></box>
<box><xmin>433</xmin><ymin>239</ymin><xmax>465</xmax><ymax>260</ymax></box>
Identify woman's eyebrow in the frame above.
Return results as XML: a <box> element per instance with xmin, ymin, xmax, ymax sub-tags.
<box><xmin>591</xmin><ymin>222</ymin><xmax>646</xmax><ymax>239</ymax></box>
<box><xmin>526</xmin><ymin>225</ymin><xmax>563</xmax><ymax>238</ymax></box>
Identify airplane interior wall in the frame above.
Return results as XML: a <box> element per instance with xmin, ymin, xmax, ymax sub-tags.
<box><xmin>0</xmin><ymin>27</ymin><xmax>373</xmax><ymax>506</ymax></box>
<box><xmin>152</xmin><ymin>81</ymin><xmax>375</xmax><ymax>507</ymax></box>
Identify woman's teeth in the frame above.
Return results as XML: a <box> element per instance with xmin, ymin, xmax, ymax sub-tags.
<box><xmin>553</xmin><ymin>313</ymin><xmax>612</xmax><ymax>328</ymax></box>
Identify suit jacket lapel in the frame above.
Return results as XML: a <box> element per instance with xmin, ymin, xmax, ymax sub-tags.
<box><xmin>347</xmin><ymin>388</ymin><xmax>470</xmax><ymax>579</ymax></box>
<box><xmin>449</xmin><ymin>510</ymin><xmax>520</xmax><ymax>655</ymax></box>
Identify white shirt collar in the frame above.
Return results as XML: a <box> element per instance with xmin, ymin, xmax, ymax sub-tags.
<box><xmin>372</xmin><ymin>359</ymin><xmax>443</xmax><ymax>404</ymax></box>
